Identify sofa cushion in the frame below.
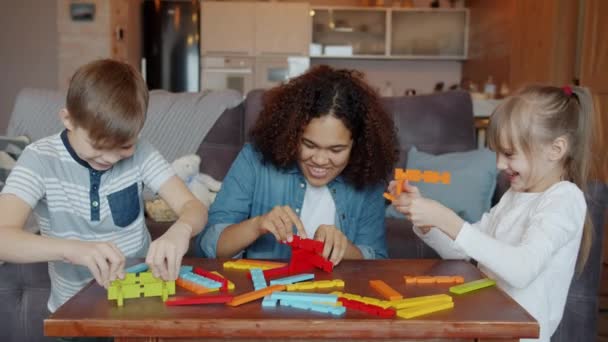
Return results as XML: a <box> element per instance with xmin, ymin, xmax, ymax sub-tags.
<box><xmin>387</xmin><ymin>146</ymin><xmax>497</xmax><ymax>223</ymax></box>
<box><xmin>382</xmin><ymin>90</ymin><xmax>476</xmax><ymax>166</ymax></box>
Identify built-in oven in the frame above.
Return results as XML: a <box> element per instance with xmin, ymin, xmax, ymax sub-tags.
<box><xmin>201</xmin><ymin>56</ymin><xmax>254</xmax><ymax>96</ymax></box>
<box><xmin>254</xmin><ymin>56</ymin><xmax>310</xmax><ymax>89</ymax></box>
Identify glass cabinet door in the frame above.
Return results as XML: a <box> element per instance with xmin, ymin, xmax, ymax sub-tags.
<box><xmin>312</xmin><ymin>8</ymin><xmax>387</xmax><ymax>57</ymax></box>
<box><xmin>390</xmin><ymin>9</ymin><xmax>468</xmax><ymax>58</ymax></box>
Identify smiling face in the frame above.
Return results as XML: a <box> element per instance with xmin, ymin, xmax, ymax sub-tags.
<box><xmin>297</xmin><ymin>115</ymin><xmax>353</xmax><ymax>187</ymax></box>
<box><xmin>495</xmin><ymin>134</ymin><xmax>563</xmax><ymax>193</ymax></box>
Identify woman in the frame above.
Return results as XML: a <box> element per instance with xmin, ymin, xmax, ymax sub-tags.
<box><xmin>197</xmin><ymin>65</ymin><xmax>398</xmax><ymax>265</ymax></box>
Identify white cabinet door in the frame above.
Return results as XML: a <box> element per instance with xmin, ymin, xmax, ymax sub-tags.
<box><xmin>201</xmin><ymin>2</ymin><xmax>255</xmax><ymax>55</ymax></box>
<box><xmin>254</xmin><ymin>3</ymin><xmax>311</xmax><ymax>56</ymax></box>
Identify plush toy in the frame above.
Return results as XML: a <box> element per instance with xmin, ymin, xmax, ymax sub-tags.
<box><xmin>171</xmin><ymin>154</ymin><xmax>222</xmax><ymax>207</ymax></box>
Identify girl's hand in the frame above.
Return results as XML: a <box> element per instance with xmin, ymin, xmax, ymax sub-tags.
<box><xmin>146</xmin><ymin>222</ymin><xmax>191</xmax><ymax>281</ymax></box>
<box><xmin>63</xmin><ymin>240</ymin><xmax>125</xmax><ymax>288</ymax></box>
<box><xmin>258</xmin><ymin>205</ymin><xmax>307</xmax><ymax>242</ymax></box>
<box><xmin>314</xmin><ymin>225</ymin><xmax>348</xmax><ymax>265</ymax></box>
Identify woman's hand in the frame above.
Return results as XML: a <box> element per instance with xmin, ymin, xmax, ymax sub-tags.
<box><xmin>314</xmin><ymin>225</ymin><xmax>348</xmax><ymax>265</ymax></box>
<box><xmin>258</xmin><ymin>205</ymin><xmax>307</xmax><ymax>242</ymax></box>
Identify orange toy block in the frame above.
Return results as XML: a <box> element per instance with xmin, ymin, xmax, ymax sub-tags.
<box><xmin>369</xmin><ymin>280</ymin><xmax>403</xmax><ymax>301</ymax></box>
<box><xmin>227</xmin><ymin>284</ymin><xmax>286</xmax><ymax>307</ymax></box>
<box><xmin>176</xmin><ymin>278</ymin><xmax>217</xmax><ymax>295</ymax></box>
<box><xmin>394</xmin><ymin>168</ymin><xmax>451</xmax><ymax>184</ymax></box>
<box><xmin>383</xmin><ymin>193</ymin><xmax>396</xmax><ymax>202</ymax></box>
<box><xmin>403</xmin><ymin>275</ymin><xmax>465</xmax><ymax>285</ymax></box>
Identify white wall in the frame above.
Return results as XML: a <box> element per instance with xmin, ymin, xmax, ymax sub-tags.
<box><xmin>0</xmin><ymin>1</ymin><xmax>59</xmax><ymax>133</ymax></box>
<box><xmin>311</xmin><ymin>58</ymin><xmax>462</xmax><ymax>95</ymax></box>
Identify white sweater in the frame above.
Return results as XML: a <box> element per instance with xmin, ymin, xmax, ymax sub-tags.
<box><xmin>415</xmin><ymin>181</ymin><xmax>586</xmax><ymax>342</ymax></box>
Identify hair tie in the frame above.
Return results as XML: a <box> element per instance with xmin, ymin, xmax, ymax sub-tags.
<box><xmin>562</xmin><ymin>85</ymin><xmax>573</xmax><ymax>96</ymax></box>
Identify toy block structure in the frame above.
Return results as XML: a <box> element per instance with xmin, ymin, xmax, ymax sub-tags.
<box><xmin>404</xmin><ymin>275</ymin><xmax>465</xmax><ymax>285</ymax></box>
<box><xmin>165</xmin><ymin>294</ymin><xmax>234</xmax><ymax>306</ymax></box>
<box><xmin>369</xmin><ymin>280</ymin><xmax>403</xmax><ymax>301</ymax></box>
<box><xmin>125</xmin><ymin>262</ymin><xmax>149</xmax><ymax>274</ymax></box>
<box><xmin>287</xmin><ymin>236</ymin><xmax>333</xmax><ymax>274</ymax></box>
<box><xmin>177</xmin><ymin>268</ymin><xmax>235</xmax><ymax>295</ymax></box>
<box><xmin>107</xmin><ymin>271</ymin><xmax>175</xmax><ymax>307</ymax></box>
<box><xmin>449</xmin><ymin>278</ymin><xmax>496</xmax><ymax>295</ymax></box>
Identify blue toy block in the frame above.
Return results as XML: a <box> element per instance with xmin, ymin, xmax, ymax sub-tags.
<box><xmin>269</xmin><ymin>273</ymin><xmax>315</xmax><ymax>286</ymax></box>
<box><xmin>270</xmin><ymin>291</ymin><xmax>338</xmax><ymax>303</ymax></box>
<box><xmin>181</xmin><ymin>272</ymin><xmax>222</xmax><ymax>289</ymax></box>
<box><xmin>280</xmin><ymin>299</ymin><xmax>345</xmax><ymax>316</ymax></box>
<box><xmin>125</xmin><ymin>263</ymin><xmax>149</xmax><ymax>274</ymax></box>
<box><xmin>179</xmin><ymin>265</ymin><xmax>193</xmax><ymax>277</ymax></box>
<box><xmin>250</xmin><ymin>268</ymin><xmax>267</xmax><ymax>290</ymax></box>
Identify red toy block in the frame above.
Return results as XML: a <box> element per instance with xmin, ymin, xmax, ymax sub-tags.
<box><xmin>165</xmin><ymin>294</ymin><xmax>234</xmax><ymax>306</ymax></box>
<box><xmin>308</xmin><ymin>252</ymin><xmax>333</xmax><ymax>272</ymax></box>
<box><xmin>262</xmin><ymin>265</ymin><xmax>291</xmax><ymax>280</ymax></box>
<box><xmin>194</xmin><ymin>267</ymin><xmax>228</xmax><ymax>292</ymax></box>
<box><xmin>289</xmin><ymin>249</ymin><xmax>315</xmax><ymax>274</ymax></box>
<box><xmin>287</xmin><ymin>236</ymin><xmax>324</xmax><ymax>254</ymax></box>
<box><xmin>338</xmin><ymin>297</ymin><xmax>395</xmax><ymax>318</ymax></box>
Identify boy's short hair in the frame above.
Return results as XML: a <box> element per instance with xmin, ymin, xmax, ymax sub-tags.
<box><xmin>66</xmin><ymin>59</ymin><xmax>148</xmax><ymax>149</ymax></box>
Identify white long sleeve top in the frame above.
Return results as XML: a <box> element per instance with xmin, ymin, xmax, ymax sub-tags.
<box><xmin>414</xmin><ymin>181</ymin><xmax>586</xmax><ymax>342</ymax></box>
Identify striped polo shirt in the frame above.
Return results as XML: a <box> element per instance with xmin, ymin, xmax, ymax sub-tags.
<box><xmin>1</xmin><ymin>130</ymin><xmax>174</xmax><ymax>312</ymax></box>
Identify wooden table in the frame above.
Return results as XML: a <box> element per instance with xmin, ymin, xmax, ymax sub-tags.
<box><xmin>45</xmin><ymin>258</ymin><xmax>538</xmax><ymax>341</ymax></box>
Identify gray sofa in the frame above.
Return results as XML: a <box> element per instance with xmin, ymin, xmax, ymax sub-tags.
<box><xmin>0</xmin><ymin>88</ymin><xmax>606</xmax><ymax>342</ymax></box>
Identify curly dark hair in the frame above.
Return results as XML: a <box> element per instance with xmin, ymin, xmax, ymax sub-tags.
<box><xmin>250</xmin><ymin>65</ymin><xmax>398</xmax><ymax>189</ymax></box>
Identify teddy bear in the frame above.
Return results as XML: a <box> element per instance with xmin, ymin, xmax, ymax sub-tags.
<box><xmin>144</xmin><ymin>154</ymin><xmax>221</xmax><ymax>222</ymax></box>
<box><xmin>171</xmin><ymin>154</ymin><xmax>222</xmax><ymax>207</ymax></box>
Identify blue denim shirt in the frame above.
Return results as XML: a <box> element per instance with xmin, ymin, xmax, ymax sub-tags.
<box><xmin>196</xmin><ymin>144</ymin><xmax>388</xmax><ymax>260</ymax></box>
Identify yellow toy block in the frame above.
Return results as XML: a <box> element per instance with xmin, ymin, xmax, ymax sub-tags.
<box><xmin>396</xmin><ymin>299</ymin><xmax>454</xmax><ymax>319</ymax></box>
<box><xmin>286</xmin><ymin>279</ymin><xmax>345</xmax><ymax>291</ymax></box>
<box><xmin>330</xmin><ymin>291</ymin><xmax>392</xmax><ymax>309</ymax></box>
<box><xmin>369</xmin><ymin>280</ymin><xmax>403</xmax><ymax>301</ymax></box>
<box><xmin>390</xmin><ymin>294</ymin><xmax>452</xmax><ymax>310</ymax></box>
<box><xmin>223</xmin><ymin>259</ymin><xmax>287</xmax><ymax>271</ymax></box>
<box><xmin>108</xmin><ymin>271</ymin><xmax>175</xmax><ymax>306</ymax></box>
<box><xmin>403</xmin><ymin>275</ymin><xmax>465</xmax><ymax>285</ymax></box>
<box><xmin>211</xmin><ymin>271</ymin><xmax>236</xmax><ymax>290</ymax></box>
<box><xmin>449</xmin><ymin>278</ymin><xmax>496</xmax><ymax>295</ymax></box>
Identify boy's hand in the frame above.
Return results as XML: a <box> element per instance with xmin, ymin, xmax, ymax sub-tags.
<box><xmin>258</xmin><ymin>205</ymin><xmax>307</xmax><ymax>243</ymax></box>
<box><xmin>146</xmin><ymin>222</ymin><xmax>191</xmax><ymax>281</ymax></box>
<box><xmin>63</xmin><ymin>241</ymin><xmax>125</xmax><ymax>288</ymax></box>
<box><xmin>314</xmin><ymin>225</ymin><xmax>347</xmax><ymax>266</ymax></box>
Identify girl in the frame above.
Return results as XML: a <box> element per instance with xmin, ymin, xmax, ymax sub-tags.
<box><xmin>390</xmin><ymin>85</ymin><xmax>593</xmax><ymax>342</ymax></box>
<box><xmin>198</xmin><ymin>65</ymin><xmax>398</xmax><ymax>265</ymax></box>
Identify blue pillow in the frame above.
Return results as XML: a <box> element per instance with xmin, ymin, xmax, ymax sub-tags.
<box><xmin>386</xmin><ymin>146</ymin><xmax>497</xmax><ymax>223</ymax></box>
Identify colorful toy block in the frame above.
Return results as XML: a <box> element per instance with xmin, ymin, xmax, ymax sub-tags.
<box><xmin>227</xmin><ymin>284</ymin><xmax>286</xmax><ymax>307</ymax></box>
<box><xmin>338</xmin><ymin>297</ymin><xmax>396</xmax><ymax>318</ymax></box>
<box><xmin>330</xmin><ymin>291</ymin><xmax>392</xmax><ymax>309</ymax></box>
<box><xmin>369</xmin><ymin>280</ymin><xmax>403</xmax><ymax>301</ymax></box>
<box><xmin>180</xmin><ymin>272</ymin><xmax>222</xmax><ymax>289</ymax></box>
<box><xmin>288</xmin><ymin>236</ymin><xmax>324</xmax><ymax>254</ymax></box>
<box><xmin>125</xmin><ymin>262</ymin><xmax>149</xmax><ymax>274</ymax></box>
<box><xmin>394</xmin><ymin>168</ymin><xmax>451</xmax><ymax>184</ymax></box>
<box><xmin>390</xmin><ymin>294</ymin><xmax>453</xmax><ymax>310</ymax></box>
<box><xmin>404</xmin><ymin>275</ymin><xmax>465</xmax><ymax>285</ymax></box>
<box><xmin>449</xmin><ymin>278</ymin><xmax>496</xmax><ymax>295</ymax></box>
<box><xmin>223</xmin><ymin>259</ymin><xmax>287</xmax><ymax>271</ymax></box>
<box><xmin>280</xmin><ymin>299</ymin><xmax>346</xmax><ymax>316</ymax></box>
<box><xmin>176</xmin><ymin>278</ymin><xmax>218</xmax><ymax>295</ymax></box>
<box><xmin>396</xmin><ymin>299</ymin><xmax>454</xmax><ymax>319</ymax></box>
<box><xmin>107</xmin><ymin>271</ymin><xmax>175</xmax><ymax>307</ymax></box>
<box><xmin>270</xmin><ymin>291</ymin><xmax>338</xmax><ymax>304</ymax></box>
<box><xmin>194</xmin><ymin>267</ymin><xmax>228</xmax><ymax>292</ymax></box>
<box><xmin>286</xmin><ymin>279</ymin><xmax>344</xmax><ymax>291</ymax></box>
<box><xmin>269</xmin><ymin>273</ymin><xmax>315</xmax><ymax>286</ymax></box>
<box><xmin>165</xmin><ymin>294</ymin><xmax>234</xmax><ymax>306</ymax></box>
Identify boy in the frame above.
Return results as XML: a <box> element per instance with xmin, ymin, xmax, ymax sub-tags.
<box><xmin>0</xmin><ymin>59</ymin><xmax>207</xmax><ymax>313</ymax></box>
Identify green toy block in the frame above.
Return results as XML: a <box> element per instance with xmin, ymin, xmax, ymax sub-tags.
<box><xmin>107</xmin><ymin>271</ymin><xmax>176</xmax><ymax>306</ymax></box>
<box><xmin>449</xmin><ymin>278</ymin><xmax>496</xmax><ymax>295</ymax></box>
